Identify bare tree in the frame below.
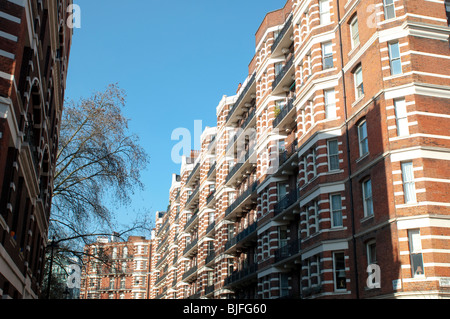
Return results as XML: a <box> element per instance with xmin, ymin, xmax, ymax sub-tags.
<box><xmin>48</xmin><ymin>83</ymin><xmax>151</xmax><ymax>263</ymax></box>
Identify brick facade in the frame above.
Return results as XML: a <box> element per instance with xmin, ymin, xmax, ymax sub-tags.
<box><xmin>152</xmin><ymin>0</ymin><xmax>450</xmax><ymax>299</ymax></box>
<box><xmin>0</xmin><ymin>0</ymin><xmax>72</xmax><ymax>299</ymax></box>
<box><xmin>80</xmin><ymin>236</ymin><xmax>153</xmax><ymax>299</ymax></box>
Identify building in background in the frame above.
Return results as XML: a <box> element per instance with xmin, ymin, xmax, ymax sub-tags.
<box><xmin>151</xmin><ymin>0</ymin><xmax>450</xmax><ymax>299</ymax></box>
<box><xmin>0</xmin><ymin>0</ymin><xmax>72</xmax><ymax>298</ymax></box>
<box><xmin>80</xmin><ymin>235</ymin><xmax>153</xmax><ymax>300</ymax></box>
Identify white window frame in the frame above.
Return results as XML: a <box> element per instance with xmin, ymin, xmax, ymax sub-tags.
<box><xmin>354</xmin><ymin>65</ymin><xmax>364</xmax><ymax>99</ymax></box>
<box><xmin>394</xmin><ymin>99</ymin><xmax>409</xmax><ymax>136</ymax></box>
<box><xmin>350</xmin><ymin>16</ymin><xmax>360</xmax><ymax>48</ymax></box>
<box><xmin>330</xmin><ymin>194</ymin><xmax>343</xmax><ymax>228</ymax></box>
<box><xmin>383</xmin><ymin>0</ymin><xmax>396</xmax><ymax>20</ymax></box>
<box><xmin>366</xmin><ymin>240</ymin><xmax>377</xmax><ymax>265</ymax></box>
<box><xmin>358</xmin><ymin>120</ymin><xmax>369</xmax><ymax>157</ymax></box>
<box><xmin>408</xmin><ymin>229</ymin><xmax>425</xmax><ymax>277</ymax></box>
<box><xmin>333</xmin><ymin>252</ymin><xmax>347</xmax><ymax>291</ymax></box>
<box><xmin>327</xmin><ymin>139</ymin><xmax>339</xmax><ymax>171</ymax></box>
<box><xmin>324</xmin><ymin>88</ymin><xmax>337</xmax><ymax>119</ymax></box>
<box><xmin>322</xmin><ymin>42</ymin><xmax>334</xmax><ymax>70</ymax></box>
<box><xmin>362</xmin><ymin>179</ymin><xmax>374</xmax><ymax>218</ymax></box>
<box><xmin>319</xmin><ymin>0</ymin><xmax>332</xmax><ymax>25</ymax></box>
<box><xmin>311</xmin><ymin>148</ymin><xmax>317</xmax><ymax>177</ymax></box>
<box><xmin>388</xmin><ymin>42</ymin><xmax>402</xmax><ymax>75</ymax></box>
<box><xmin>402</xmin><ymin>162</ymin><xmax>417</xmax><ymax>204</ymax></box>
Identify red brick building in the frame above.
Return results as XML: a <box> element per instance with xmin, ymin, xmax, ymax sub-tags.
<box><xmin>0</xmin><ymin>0</ymin><xmax>72</xmax><ymax>298</ymax></box>
<box><xmin>152</xmin><ymin>0</ymin><xmax>450</xmax><ymax>299</ymax></box>
<box><xmin>80</xmin><ymin>235</ymin><xmax>153</xmax><ymax>300</ymax></box>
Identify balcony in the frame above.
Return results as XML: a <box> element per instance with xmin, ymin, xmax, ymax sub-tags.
<box><xmin>224</xmin><ymin>181</ymin><xmax>258</xmax><ymax>220</ymax></box>
<box><xmin>272</xmin><ymin>54</ymin><xmax>295</xmax><ymax>94</ymax></box>
<box><xmin>185</xmin><ymin>162</ymin><xmax>200</xmax><ymax>187</ymax></box>
<box><xmin>271</xmin><ymin>14</ymin><xmax>294</xmax><ymax>55</ymax></box>
<box><xmin>205</xmin><ymin>251</ymin><xmax>216</xmax><ymax>266</ymax></box>
<box><xmin>184</xmin><ymin>210</ymin><xmax>199</xmax><ymax>232</ymax></box>
<box><xmin>206</xmin><ymin>221</ymin><xmax>215</xmax><ymax>236</ymax></box>
<box><xmin>224</xmin><ymin>263</ymin><xmax>258</xmax><ymax>287</ymax></box>
<box><xmin>225</xmin><ymin>222</ymin><xmax>258</xmax><ymax>253</ymax></box>
<box><xmin>182</xmin><ymin>265</ymin><xmax>198</xmax><ymax>282</ymax></box>
<box><xmin>183</xmin><ymin>237</ymin><xmax>198</xmax><ymax>257</ymax></box>
<box><xmin>207</xmin><ymin>162</ymin><xmax>216</xmax><ymax>180</ymax></box>
<box><xmin>204</xmin><ymin>284</ymin><xmax>215</xmax><ymax>297</ymax></box>
<box><xmin>206</xmin><ymin>190</ymin><xmax>215</xmax><ymax>207</ymax></box>
<box><xmin>277</xmin><ymin>140</ymin><xmax>298</xmax><ymax>171</ymax></box>
<box><xmin>226</xmin><ymin>73</ymin><xmax>256</xmax><ymax>125</ymax></box>
<box><xmin>274</xmin><ymin>188</ymin><xmax>299</xmax><ymax>216</ymax></box>
<box><xmin>273</xmin><ymin>96</ymin><xmax>296</xmax><ymax>129</ymax></box>
<box><xmin>226</xmin><ymin>108</ymin><xmax>256</xmax><ymax>154</ymax></box>
<box><xmin>275</xmin><ymin>239</ymin><xmax>301</xmax><ymax>263</ymax></box>
<box><xmin>185</xmin><ymin>186</ymin><xmax>199</xmax><ymax>209</ymax></box>
<box><xmin>225</xmin><ymin>147</ymin><xmax>257</xmax><ymax>186</ymax></box>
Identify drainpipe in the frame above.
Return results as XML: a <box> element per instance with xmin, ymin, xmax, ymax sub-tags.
<box><xmin>335</xmin><ymin>0</ymin><xmax>360</xmax><ymax>299</ymax></box>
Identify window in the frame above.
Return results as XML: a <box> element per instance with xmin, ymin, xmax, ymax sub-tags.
<box><xmin>383</xmin><ymin>0</ymin><xmax>396</xmax><ymax>20</ymax></box>
<box><xmin>319</xmin><ymin>0</ymin><xmax>332</xmax><ymax>24</ymax></box>
<box><xmin>350</xmin><ymin>16</ymin><xmax>360</xmax><ymax>48</ymax></box>
<box><xmin>275</xmin><ymin>62</ymin><xmax>283</xmax><ymax>77</ymax></box>
<box><xmin>306</xmin><ymin>53</ymin><xmax>312</xmax><ymax>77</ymax></box>
<box><xmin>362</xmin><ymin>179</ymin><xmax>374</xmax><ymax>217</ymax></box>
<box><xmin>322</xmin><ymin>42</ymin><xmax>334</xmax><ymax>70</ymax></box>
<box><xmin>327</xmin><ymin>139</ymin><xmax>339</xmax><ymax>171</ymax></box>
<box><xmin>394</xmin><ymin>99</ymin><xmax>409</xmax><ymax>136</ymax></box>
<box><xmin>446</xmin><ymin>0</ymin><xmax>450</xmax><ymax>26</ymax></box>
<box><xmin>388</xmin><ymin>42</ymin><xmax>402</xmax><ymax>75</ymax></box>
<box><xmin>354</xmin><ymin>66</ymin><xmax>364</xmax><ymax>99</ymax></box>
<box><xmin>278</xmin><ymin>183</ymin><xmax>288</xmax><ymax>200</ymax></box>
<box><xmin>311</xmin><ymin>149</ymin><xmax>317</xmax><ymax>177</ymax></box>
<box><xmin>324</xmin><ymin>89</ymin><xmax>337</xmax><ymax>119</ymax></box>
<box><xmin>367</xmin><ymin>240</ymin><xmax>377</xmax><ymax>265</ymax></box>
<box><xmin>401</xmin><ymin>162</ymin><xmax>416</xmax><ymax>203</ymax></box>
<box><xmin>358</xmin><ymin>120</ymin><xmax>369</xmax><ymax>156</ymax></box>
<box><xmin>333</xmin><ymin>252</ymin><xmax>346</xmax><ymax>291</ymax></box>
<box><xmin>330</xmin><ymin>194</ymin><xmax>343</xmax><ymax>227</ymax></box>
<box><xmin>408</xmin><ymin>229</ymin><xmax>425</xmax><ymax>277</ymax></box>
<box><xmin>303</xmin><ymin>156</ymin><xmax>309</xmax><ymax>183</ymax></box>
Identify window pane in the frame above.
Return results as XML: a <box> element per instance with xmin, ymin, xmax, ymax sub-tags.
<box><xmin>402</xmin><ymin>162</ymin><xmax>416</xmax><ymax>203</ymax></box>
<box><xmin>320</xmin><ymin>0</ymin><xmax>331</xmax><ymax>24</ymax></box>
<box><xmin>363</xmin><ymin>180</ymin><xmax>374</xmax><ymax>216</ymax></box>
<box><xmin>331</xmin><ymin>194</ymin><xmax>343</xmax><ymax>227</ymax></box>
<box><xmin>325</xmin><ymin>89</ymin><xmax>336</xmax><ymax>118</ymax></box>
<box><xmin>334</xmin><ymin>252</ymin><xmax>346</xmax><ymax>290</ymax></box>
<box><xmin>328</xmin><ymin>140</ymin><xmax>339</xmax><ymax>170</ymax></box>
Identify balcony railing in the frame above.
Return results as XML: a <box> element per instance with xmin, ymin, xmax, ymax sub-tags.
<box><xmin>206</xmin><ymin>221</ymin><xmax>215</xmax><ymax>235</ymax></box>
<box><xmin>185</xmin><ymin>186</ymin><xmax>199</xmax><ymax>207</ymax></box>
<box><xmin>275</xmin><ymin>239</ymin><xmax>301</xmax><ymax>262</ymax></box>
<box><xmin>225</xmin><ymin>181</ymin><xmax>258</xmax><ymax>218</ymax></box>
<box><xmin>273</xmin><ymin>96</ymin><xmax>296</xmax><ymax>128</ymax></box>
<box><xmin>207</xmin><ymin>162</ymin><xmax>216</xmax><ymax>178</ymax></box>
<box><xmin>182</xmin><ymin>265</ymin><xmax>198</xmax><ymax>281</ymax></box>
<box><xmin>224</xmin><ymin>263</ymin><xmax>258</xmax><ymax>286</ymax></box>
<box><xmin>272</xmin><ymin>14</ymin><xmax>293</xmax><ymax>52</ymax></box>
<box><xmin>274</xmin><ymin>188</ymin><xmax>299</xmax><ymax>216</ymax></box>
<box><xmin>226</xmin><ymin>108</ymin><xmax>256</xmax><ymax>154</ymax></box>
<box><xmin>225</xmin><ymin>147</ymin><xmax>256</xmax><ymax>184</ymax></box>
<box><xmin>272</xmin><ymin>54</ymin><xmax>294</xmax><ymax>91</ymax></box>
<box><xmin>225</xmin><ymin>222</ymin><xmax>257</xmax><ymax>251</ymax></box>
<box><xmin>183</xmin><ymin>237</ymin><xmax>198</xmax><ymax>256</ymax></box>
<box><xmin>206</xmin><ymin>190</ymin><xmax>215</xmax><ymax>206</ymax></box>
<box><xmin>205</xmin><ymin>251</ymin><xmax>216</xmax><ymax>265</ymax></box>
<box><xmin>278</xmin><ymin>140</ymin><xmax>298</xmax><ymax>168</ymax></box>
<box><xmin>184</xmin><ymin>210</ymin><xmax>199</xmax><ymax>231</ymax></box>
<box><xmin>226</xmin><ymin>73</ymin><xmax>256</xmax><ymax>123</ymax></box>
<box><xmin>185</xmin><ymin>163</ymin><xmax>200</xmax><ymax>186</ymax></box>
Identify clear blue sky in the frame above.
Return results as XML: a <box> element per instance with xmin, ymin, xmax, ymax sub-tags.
<box><xmin>65</xmin><ymin>0</ymin><xmax>286</xmax><ymax>231</ymax></box>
